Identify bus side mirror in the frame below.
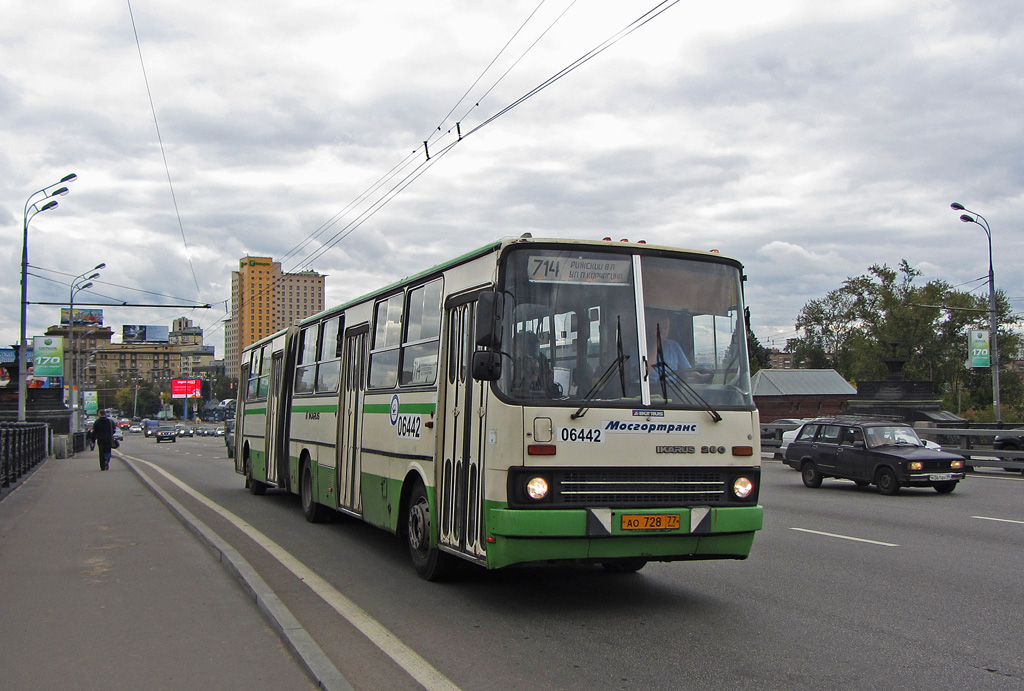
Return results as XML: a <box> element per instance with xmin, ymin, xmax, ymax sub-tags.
<box><xmin>476</xmin><ymin>291</ymin><xmax>504</xmax><ymax>349</ymax></box>
<box><xmin>472</xmin><ymin>350</ymin><xmax>502</xmax><ymax>381</ymax></box>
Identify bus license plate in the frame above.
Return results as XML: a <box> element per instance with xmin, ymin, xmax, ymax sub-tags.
<box><xmin>621</xmin><ymin>514</ymin><xmax>680</xmax><ymax>531</ymax></box>
<box><xmin>929</xmin><ymin>473</ymin><xmax>953</xmax><ymax>481</ymax></box>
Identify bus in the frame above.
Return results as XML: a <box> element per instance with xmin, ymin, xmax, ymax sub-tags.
<box><xmin>234</xmin><ymin>236</ymin><xmax>762</xmax><ymax>579</ymax></box>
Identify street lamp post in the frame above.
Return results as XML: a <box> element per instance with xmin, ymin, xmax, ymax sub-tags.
<box><xmin>68</xmin><ymin>263</ymin><xmax>105</xmax><ymax>432</ymax></box>
<box><xmin>19</xmin><ymin>173</ymin><xmax>77</xmax><ymax>422</ymax></box>
<box><xmin>951</xmin><ymin>202</ymin><xmax>1001</xmax><ymax>424</ymax></box>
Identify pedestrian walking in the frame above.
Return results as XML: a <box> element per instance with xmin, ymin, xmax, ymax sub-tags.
<box><xmin>91</xmin><ymin>409</ymin><xmax>116</xmax><ymax>471</ymax></box>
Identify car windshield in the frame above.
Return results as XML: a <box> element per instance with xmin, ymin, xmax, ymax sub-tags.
<box><xmin>864</xmin><ymin>425</ymin><xmax>923</xmax><ymax>448</ymax></box>
<box><xmin>494</xmin><ymin>246</ymin><xmax>753</xmax><ymax>410</ymax></box>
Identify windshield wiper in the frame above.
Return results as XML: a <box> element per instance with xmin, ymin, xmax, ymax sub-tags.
<box><xmin>572</xmin><ymin>318</ymin><xmax>629</xmax><ymax>420</ymax></box>
<box><xmin>651</xmin><ymin>362</ymin><xmax>723</xmax><ymax>423</ymax></box>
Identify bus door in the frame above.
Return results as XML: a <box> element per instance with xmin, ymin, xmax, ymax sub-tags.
<box><xmin>338</xmin><ymin>325</ymin><xmax>368</xmax><ymax>513</ymax></box>
<box><xmin>439</xmin><ymin>297</ymin><xmax>486</xmax><ymax>561</ymax></box>
<box><xmin>265</xmin><ymin>351</ymin><xmax>286</xmax><ymax>487</ymax></box>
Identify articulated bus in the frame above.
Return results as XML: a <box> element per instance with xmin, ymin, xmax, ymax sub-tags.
<box><xmin>235</xmin><ymin>236</ymin><xmax>762</xmax><ymax>579</ymax></box>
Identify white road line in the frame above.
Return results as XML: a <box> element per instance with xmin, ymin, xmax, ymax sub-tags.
<box><xmin>971</xmin><ymin>515</ymin><xmax>1024</xmax><ymax>525</ymax></box>
<box><xmin>790</xmin><ymin>527</ymin><xmax>898</xmax><ymax>547</ymax></box>
<box><xmin>129</xmin><ymin>457</ymin><xmax>461</xmax><ymax>691</ymax></box>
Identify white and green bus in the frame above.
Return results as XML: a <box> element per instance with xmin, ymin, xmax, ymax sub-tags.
<box><xmin>235</xmin><ymin>236</ymin><xmax>762</xmax><ymax>579</ymax></box>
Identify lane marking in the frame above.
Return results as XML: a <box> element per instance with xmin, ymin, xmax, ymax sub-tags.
<box><xmin>126</xmin><ymin>456</ymin><xmax>461</xmax><ymax>691</ymax></box>
<box><xmin>971</xmin><ymin>515</ymin><xmax>1024</xmax><ymax>525</ymax></box>
<box><xmin>790</xmin><ymin>527</ymin><xmax>898</xmax><ymax>547</ymax></box>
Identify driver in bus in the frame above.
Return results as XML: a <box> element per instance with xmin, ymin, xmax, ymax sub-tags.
<box><xmin>512</xmin><ymin>331</ymin><xmax>557</xmax><ymax>398</ymax></box>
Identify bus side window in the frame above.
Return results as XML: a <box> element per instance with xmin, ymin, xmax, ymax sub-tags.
<box><xmin>369</xmin><ymin>294</ymin><xmax>403</xmax><ymax>388</ymax></box>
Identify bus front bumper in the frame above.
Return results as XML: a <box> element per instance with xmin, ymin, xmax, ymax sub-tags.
<box><xmin>482</xmin><ymin>505</ymin><xmax>763</xmax><ymax>569</ymax></box>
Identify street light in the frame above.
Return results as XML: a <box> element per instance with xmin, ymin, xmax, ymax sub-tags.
<box><xmin>951</xmin><ymin>202</ymin><xmax>1001</xmax><ymax>424</ymax></box>
<box><xmin>68</xmin><ymin>263</ymin><xmax>105</xmax><ymax>432</ymax></box>
<box><xmin>18</xmin><ymin>173</ymin><xmax>77</xmax><ymax>422</ymax></box>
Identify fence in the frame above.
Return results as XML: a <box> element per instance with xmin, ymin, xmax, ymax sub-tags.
<box><xmin>1</xmin><ymin>422</ymin><xmax>50</xmax><ymax>493</ymax></box>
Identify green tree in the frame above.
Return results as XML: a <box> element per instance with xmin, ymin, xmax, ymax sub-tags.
<box><xmin>788</xmin><ymin>260</ymin><xmax>1022</xmax><ymax>420</ymax></box>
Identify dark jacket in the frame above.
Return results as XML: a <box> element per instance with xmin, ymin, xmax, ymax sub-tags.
<box><xmin>92</xmin><ymin>416</ymin><xmax>116</xmax><ymax>448</ymax></box>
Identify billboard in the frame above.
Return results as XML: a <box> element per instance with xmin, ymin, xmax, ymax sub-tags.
<box><xmin>171</xmin><ymin>378</ymin><xmax>203</xmax><ymax>399</ymax></box>
<box><xmin>61</xmin><ymin>308</ymin><xmax>104</xmax><ymax>326</ymax></box>
<box><xmin>123</xmin><ymin>325</ymin><xmax>170</xmax><ymax>343</ymax></box>
<box><xmin>969</xmin><ymin>330</ymin><xmax>990</xmax><ymax>368</ymax></box>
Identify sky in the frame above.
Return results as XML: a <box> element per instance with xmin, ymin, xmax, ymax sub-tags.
<box><xmin>2</xmin><ymin>0</ymin><xmax>1022</xmax><ymax>361</ymax></box>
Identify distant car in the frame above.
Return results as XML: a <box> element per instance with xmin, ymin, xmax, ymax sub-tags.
<box><xmin>112</xmin><ymin>430</ymin><xmax>124</xmax><ymax>443</ymax></box>
<box><xmin>128</xmin><ymin>425</ymin><xmax>142</xmax><ymax>434</ymax></box>
<box><xmin>154</xmin><ymin>427</ymin><xmax>177</xmax><ymax>443</ymax></box>
<box><xmin>993</xmin><ymin>428</ymin><xmax>1024</xmax><ymax>451</ymax></box>
<box><xmin>175</xmin><ymin>425</ymin><xmax>195</xmax><ymax>437</ymax></box>
<box><xmin>785</xmin><ymin>416</ymin><xmax>966</xmax><ymax>495</ymax></box>
<box><xmin>214</xmin><ymin>426</ymin><xmax>225</xmax><ymax>437</ymax></box>
<box><xmin>769</xmin><ymin>419</ymin><xmax>814</xmax><ymax>459</ymax></box>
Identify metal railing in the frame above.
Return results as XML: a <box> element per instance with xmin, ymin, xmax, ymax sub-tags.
<box><xmin>1</xmin><ymin>422</ymin><xmax>50</xmax><ymax>492</ymax></box>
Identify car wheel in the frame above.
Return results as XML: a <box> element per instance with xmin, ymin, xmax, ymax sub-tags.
<box><xmin>801</xmin><ymin>462</ymin><xmax>822</xmax><ymax>488</ymax></box>
<box><xmin>876</xmin><ymin>467</ymin><xmax>900</xmax><ymax>495</ymax></box>
<box><xmin>933</xmin><ymin>481</ymin><xmax>957</xmax><ymax>494</ymax></box>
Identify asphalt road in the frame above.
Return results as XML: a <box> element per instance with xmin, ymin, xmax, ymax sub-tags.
<box><xmin>119</xmin><ymin>434</ymin><xmax>1024</xmax><ymax>690</ymax></box>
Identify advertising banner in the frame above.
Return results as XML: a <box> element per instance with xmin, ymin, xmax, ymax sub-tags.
<box><xmin>123</xmin><ymin>325</ymin><xmax>170</xmax><ymax>343</ymax></box>
<box><xmin>33</xmin><ymin>336</ymin><xmax>64</xmax><ymax>377</ymax></box>
<box><xmin>969</xmin><ymin>330</ymin><xmax>990</xmax><ymax>368</ymax></box>
<box><xmin>61</xmin><ymin>308</ymin><xmax>104</xmax><ymax>326</ymax></box>
<box><xmin>84</xmin><ymin>390</ymin><xmax>99</xmax><ymax>415</ymax></box>
<box><xmin>171</xmin><ymin>378</ymin><xmax>203</xmax><ymax>398</ymax></box>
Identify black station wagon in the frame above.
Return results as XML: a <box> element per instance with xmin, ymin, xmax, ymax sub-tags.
<box><xmin>784</xmin><ymin>416</ymin><xmax>966</xmax><ymax>495</ymax></box>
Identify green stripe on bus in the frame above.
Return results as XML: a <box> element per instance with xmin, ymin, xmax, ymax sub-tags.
<box><xmin>363</xmin><ymin>403</ymin><xmax>436</xmax><ymax>415</ymax></box>
<box><xmin>245</xmin><ymin>408</ymin><xmax>267</xmax><ymax>415</ymax></box>
<box><xmin>292</xmin><ymin>404</ymin><xmax>339</xmax><ymax>414</ymax></box>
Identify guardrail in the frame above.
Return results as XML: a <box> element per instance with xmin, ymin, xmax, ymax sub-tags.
<box><xmin>915</xmin><ymin>427</ymin><xmax>1024</xmax><ymax>472</ymax></box>
<box><xmin>1</xmin><ymin>422</ymin><xmax>50</xmax><ymax>493</ymax></box>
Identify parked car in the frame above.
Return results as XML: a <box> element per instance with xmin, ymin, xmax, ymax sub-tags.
<box><xmin>154</xmin><ymin>426</ymin><xmax>177</xmax><ymax>443</ymax></box>
<box><xmin>784</xmin><ymin>416</ymin><xmax>966</xmax><ymax>495</ymax></box>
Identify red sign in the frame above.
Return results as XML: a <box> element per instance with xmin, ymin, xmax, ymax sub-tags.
<box><xmin>171</xmin><ymin>378</ymin><xmax>203</xmax><ymax>399</ymax></box>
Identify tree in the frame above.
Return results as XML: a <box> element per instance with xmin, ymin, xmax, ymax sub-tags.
<box><xmin>788</xmin><ymin>260</ymin><xmax>1022</xmax><ymax>420</ymax></box>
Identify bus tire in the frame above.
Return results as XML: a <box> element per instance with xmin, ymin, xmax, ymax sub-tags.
<box><xmin>245</xmin><ymin>455</ymin><xmax>267</xmax><ymax>496</ymax></box>
<box><xmin>406</xmin><ymin>479</ymin><xmax>456</xmax><ymax>581</ymax></box>
<box><xmin>301</xmin><ymin>460</ymin><xmax>327</xmax><ymax>523</ymax></box>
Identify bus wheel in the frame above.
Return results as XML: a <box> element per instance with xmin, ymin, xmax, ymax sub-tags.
<box><xmin>301</xmin><ymin>460</ymin><xmax>327</xmax><ymax>523</ymax></box>
<box><xmin>406</xmin><ymin>480</ymin><xmax>456</xmax><ymax>581</ymax></box>
<box><xmin>245</xmin><ymin>457</ymin><xmax>266</xmax><ymax>496</ymax></box>
<box><xmin>601</xmin><ymin>558</ymin><xmax>648</xmax><ymax>573</ymax></box>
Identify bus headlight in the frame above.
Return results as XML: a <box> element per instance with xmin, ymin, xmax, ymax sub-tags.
<box><xmin>732</xmin><ymin>476</ymin><xmax>754</xmax><ymax>499</ymax></box>
<box><xmin>525</xmin><ymin>476</ymin><xmax>550</xmax><ymax>500</ymax></box>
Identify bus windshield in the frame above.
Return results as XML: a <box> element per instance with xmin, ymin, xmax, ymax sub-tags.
<box><xmin>496</xmin><ymin>246</ymin><xmax>754</xmax><ymax>410</ymax></box>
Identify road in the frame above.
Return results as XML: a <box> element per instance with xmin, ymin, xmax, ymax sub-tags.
<box><xmin>119</xmin><ymin>433</ymin><xmax>1024</xmax><ymax>690</ymax></box>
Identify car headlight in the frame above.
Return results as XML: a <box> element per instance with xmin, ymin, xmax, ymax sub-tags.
<box><xmin>909</xmin><ymin>461</ymin><xmax>923</xmax><ymax>471</ymax></box>
<box><xmin>525</xmin><ymin>476</ymin><xmax>550</xmax><ymax>500</ymax></box>
<box><xmin>950</xmin><ymin>460</ymin><xmax>964</xmax><ymax>469</ymax></box>
<box><xmin>732</xmin><ymin>476</ymin><xmax>754</xmax><ymax>499</ymax></box>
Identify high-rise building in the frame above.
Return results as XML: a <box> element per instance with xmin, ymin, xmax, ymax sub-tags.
<box><xmin>225</xmin><ymin>256</ymin><xmax>326</xmax><ymax>376</ymax></box>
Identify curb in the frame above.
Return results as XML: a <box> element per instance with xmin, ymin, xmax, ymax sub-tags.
<box><xmin>120</xmin><ymin>454</ymin><xmax>354</xmax><ymax>691</ymax></box>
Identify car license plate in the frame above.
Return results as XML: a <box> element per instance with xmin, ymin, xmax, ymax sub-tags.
<box><xmin>621</xmin><ymin>514</ymin><xmax>680</xmax><ymax>531</ymax></box>
<box><xmin>929</xmin><ymin>473</ymin><xmax>953</xmax><ymax>481</ymax></box>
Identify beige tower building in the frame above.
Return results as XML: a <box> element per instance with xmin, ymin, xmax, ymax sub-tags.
<box><xmin>225</xmin><ymin>256</ymin><xmax>326</xmax><ymax>376</ymax></box>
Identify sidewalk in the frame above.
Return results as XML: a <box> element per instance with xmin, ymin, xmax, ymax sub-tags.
<box><xmin>0</xmin><ymin>452</ymin><xmax>317</xmax><ymax>691</ymax></box>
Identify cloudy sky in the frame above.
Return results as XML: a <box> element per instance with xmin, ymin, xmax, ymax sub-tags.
<box><xmin>2</xmin><ymin>0</ymin><xmax>1021</xmax><ymax>360</ymax></box>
